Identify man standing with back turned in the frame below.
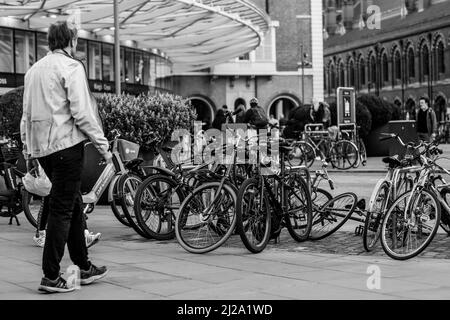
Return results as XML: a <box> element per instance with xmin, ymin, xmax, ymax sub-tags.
<box><xmin>20</xmin><ymin>21</ymin><xmax>112</xmax><ymax>293</ymax></box>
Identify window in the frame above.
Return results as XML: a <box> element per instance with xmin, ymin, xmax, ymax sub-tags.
<box><xmin>407</xmin><ymin>47</ymin><xmax>415</xmax><ymax>79</ymax></box>
<box><xmin>134</xmin><ymin>51</ymin><xmax>143</xmax><ymax>84</ymax></box>
<box><xmin>348</xmin><ymin>60</ymin><xmax>355</xmax><ymax>87</ymax></box>
<box><xmin>15</xmin><ymin>30</ymin><xmax>35</xmax><ymax>74</ymax></box>
<box><xmin>394</xmin><ymin>51</ymin><xmax>401</xmax><ymax>81</ymax></box>
<box><xmin>330</xmin><ymin>64</ymin><xmax>336</xmax><ymax>90</ymax></box>
<box><xmin>436</xmin><ymin>41</ymin><xmax>445</xmax><ymax>75</ymax></box>
<box><xmin>76</xmin><ymin>38</ymin><xmax>88</xmax><ymax>71</ymax></box>
<box><xmin>124</xmin><ymin>48</ymin><xmax>134</xmax><ymax>83</ymax></box>
<box><xmin>120</xmin><ymin>47</ymin><xmax>125</xmax><ymax>82</ymax></box>
<box><xmin>149</xmin><ymin>54</ymin><xmax>156</xmax><ymax>87</ymax></box>
<box><xmin>339</xmin><ymin>62</ymin><xmax>345</xmax><ymax>87</ymax></box>
<box><xmin>359</xmin><ymin>58</ymin><xmax>366</xmax><ymax>87</ymax></box>
<box><xmin>421</xmin><ymin>44</ymin><xmax>429</xmax><ymax>81</ymax></box>
<box><xmin>370</xmin><ymin>55</ymin><xmax>376</xmax><ymax>85</ymax></box>
<box><xmin>36</xmin><ymin>32</ymin><xmax>48</xmax><ymax>61</ymax></box>
<box><xmin>238</xmin><ymin>52</ymin><xmax>250</xmax><ymax>61</ymax></box>
<box><xmin>143</xmin><ymin>53</ymin><xmax>150</xmax><ymax>87</ymax></box>
<box><xmin>381</xmin><ymin>53</ymin><xmax>389</xmax><ymax>83</ymax></box>
<box><xmin>102</xmin><ymin>43</ymin><xmax>114</xmax><ymax>82</ymax></box>
<box><xmin>0</xmin><ymin>28</ymin><xmax>13</xmax><ymax>73</ymax></box>
<box><xmin>88</xmin><ymin>42</ymin><xmax>101</xmax><ymax>80</ymax></box>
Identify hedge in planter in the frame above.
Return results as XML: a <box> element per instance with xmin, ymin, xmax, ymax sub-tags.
<box><xmin>357</xmin><ymin>94</ymin><xmax>400</xmax><ymax>130</ymax></box>
<box><xmin>328</xmin><ymin>101</ymin><xmax>372</xmax><ymax>138</ymax></box>
<box><xmin>97</xmin><ymin>92</ymin><xmax>197</xmax><ymax>151</ymax></box>
<box><xmin>0</xmin><ymin>86</ymin><xmax>24</xmax><ymax>138</ymax></box>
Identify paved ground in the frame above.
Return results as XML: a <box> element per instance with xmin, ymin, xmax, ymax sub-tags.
<box><xmin>1</xmin><ymin>171</ymin><xmax>450</xmax><ymax>300</ymax></box>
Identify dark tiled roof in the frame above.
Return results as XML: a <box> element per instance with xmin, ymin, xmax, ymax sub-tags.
<box><xmin>325</xmin><ymin>1</ymin><xmax>450</xmax><ymax>50</ymax></box>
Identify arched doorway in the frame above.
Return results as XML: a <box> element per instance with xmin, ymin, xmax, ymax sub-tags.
<box><xmin>405</xmin><ymin>98</ymin><xmax>416</xmax><ymax>120</ymax></box>
<box><xmin>234</xmin><ymin>97</ymin><xmax>246</xmax><ymax>109</ymax></box>
<box><xmin>189</xmin><ymin>96</ymin><xmax>215</xmax><ymax>129</ymax></box>
<box><xmin>268</xmin><ymin>95</ymin><xmax>300</xmax><ymax>120</ymax></box>
<box><xmin>434</xmin><ymin>94</ymin><xmax>447</xmax><ymax>123</ymax></box>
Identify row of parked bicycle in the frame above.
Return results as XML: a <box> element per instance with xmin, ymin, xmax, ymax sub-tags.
<box><xmin>1</xmin><ymin>125</ymin><xmax>449</xmax><ymax>261</ymax></box>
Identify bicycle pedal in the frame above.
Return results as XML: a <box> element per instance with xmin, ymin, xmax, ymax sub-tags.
<box><xmin>355</xmin><ymin>225</ymin><xmax>364</xmax><ymax>236</ymax></box>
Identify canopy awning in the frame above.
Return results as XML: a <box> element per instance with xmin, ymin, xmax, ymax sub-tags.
<box><xmin>0</xmin><ymin>0</ymin><xmax>270</xmax><ymax>73</ymax></box>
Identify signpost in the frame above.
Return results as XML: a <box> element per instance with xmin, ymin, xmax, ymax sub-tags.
<box><xmin>337</xmin><ymin>87</ymin><xmax>356</xmax><ymax>125</ymax></box>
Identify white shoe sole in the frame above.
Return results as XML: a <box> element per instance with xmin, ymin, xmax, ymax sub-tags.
<box><xmin>38</xmin><ymin>285</ymin><xmax>75</xmax><ymax>293</ymax></box>
<box><xmin>80</xmin><ymin>270</ymin><xmax>108</xmax><ymax>285</ymax></box>
<box><xmin>86</xmin><ymin>234</ymin><xmax>101</xmax><ymax>248</ymax></box>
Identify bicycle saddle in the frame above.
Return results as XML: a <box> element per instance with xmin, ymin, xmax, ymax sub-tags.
<box><xmin>382</xmin><ymin>156</ymin><xmax>402</xmax><ymax>168</ymax></box>
<box><xmin>124</xmin><ymin>158</ymin><xmax>143</xmax><ymax>170</ymax></box>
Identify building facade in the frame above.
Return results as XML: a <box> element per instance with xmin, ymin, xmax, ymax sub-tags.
<box><xmin>0</xmin><ymin>17</ymin><xmax>173</xmax><ymax>96</ymax></box>
<box><xmin>173</xmin><ymin>0</ymin><xmax>324</xmax><ymax>125</ymax></box>
<box><xmin>323</xmin><ymin>0</ymin><xmax>450</xmax><ymax>122</ymax></box>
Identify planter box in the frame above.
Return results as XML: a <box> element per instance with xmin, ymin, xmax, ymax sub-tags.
<box><xmin>365</xmin><ymin>124</ymin><xmax>390</xmax><ymax>157</ymax></box>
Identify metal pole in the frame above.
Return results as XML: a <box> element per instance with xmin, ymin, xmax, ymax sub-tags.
<box><xmin>301</xmin><ymin>44</ymin><xmax>304</xmax><ymax>105</ymax></box>
<box><xmin>114</xmin><ymin>0</ymin><xmax>121</xmax><ymax>95</ymax></box>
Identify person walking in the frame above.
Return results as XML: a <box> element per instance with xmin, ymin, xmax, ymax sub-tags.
<box><xmin>309</xmin><ymin>98</ymin><xmax>331</xmax><ymax>129</ymax></box>
<box><xmin>243</xmin><ymin>97</ymin><xmax>268</xmax><ymax>129</ymax></box>
<box><xmin>416</xmin><ymin>96</ymin><xmax>437</xmax><ymax>142</ymax></box>
<box><xmin>20</xmin><ymin>21</ymin><xmax>111</xmax><ymax>293</ymax></box>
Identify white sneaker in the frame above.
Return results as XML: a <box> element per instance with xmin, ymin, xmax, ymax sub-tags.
<box><xmin>33</xmin><ymin>230</ymin><xmax>46</xmax><ymax>248</ymax></box>
<box><xmin>85</xmin><ymin>229</ymin><xmax>101</xmax><ymax>248</ymax></box>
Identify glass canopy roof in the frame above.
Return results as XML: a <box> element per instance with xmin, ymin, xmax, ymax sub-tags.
<box><xmin>0</xmin><ymin>0</ymin><xmax>270</xmax><ymax>72</ymax></box>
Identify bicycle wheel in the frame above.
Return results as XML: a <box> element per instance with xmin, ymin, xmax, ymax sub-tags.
<box><xmin>110</xmin><ymin>178</ymin><xmax>131</xmax><ymax>227</ymax></box>
<box><xmin>236</xmin><ymin>178</ymin><xmax>271</xmax><ymax>253</ymax></box>
<box><xmin>117</xmin><ymin>173</ymin><xmax>148</xmax><ymax>238</ymax></box>
<box><xmin>311</xmin><ymin>188</ymin><xmax>332</xmax><ymax>208</ymax></box>
<box><xmin>439</xmin><ymin>187</ymin><xmax>450</xmax><ymax>235</ymax></box>
<box><xmin>329</xmin><ymin>140</ymin><xmax>358</xmax><ymax>170</ymax></box>
<box><xmin>288</xmin><ymin>141</ymin><xmax>315</xmax><ymax>168</ymax></box>
<box><xmin>175</xmin><ymin>181</ymin><xmax>237</xmax><ymax>254</ymax></box>
<box><xmin>363</xmin><ymin>181</ymin><xmax>389</xmax><ymax>252</ymax></box>
<box><xmin>358</xmin><ymin>138</ymin><xmax>367</xmax><ymax>167</ymax></box>
<box><xmin>134</xmin><ymin>174</ymin><xmax>184</xmax><ymax>240</ymax></box>
<box><xmin>284</xmin><ymin>173</ymin><xmax>312</xmax><ymax>242</ymax></box>
<box><xmin>21</xmin><ymin>189</ymin><xmax>42</xmax><ymax>228</ymax></box>
<box><xmin>309</xmin><ymin>192</ymin><xmax>358</xmax><ymax>240</ymax></box>
<box><xmin>380</xmin><ymin>189</ymin><xmax>441</xmax><ymax>260</ymax></box>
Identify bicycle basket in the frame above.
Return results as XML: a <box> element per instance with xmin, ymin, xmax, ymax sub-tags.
<box><xmin>117</xmin><ymin>139</ymin><xmax>140</xmax><ymax>162</ymax></box>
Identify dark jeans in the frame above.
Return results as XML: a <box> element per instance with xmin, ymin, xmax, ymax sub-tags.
<box><xmin>38</xmin><ymin>142</ymin><xmax>90</xmax><ymax>280</ymax></box>
<box><xmin>37</xmin><ymin>196</ymin><xmax>87</xmax><ymax>232</ymax></box>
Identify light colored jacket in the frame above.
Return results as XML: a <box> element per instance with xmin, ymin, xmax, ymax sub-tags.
<box><xmin>20</xmin><ymin>50</ymin><xmax>109</xmax><ymax>160</ymax></box>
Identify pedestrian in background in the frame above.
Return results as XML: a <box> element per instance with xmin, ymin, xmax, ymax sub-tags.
<box><xmin>21</xmin><ymin>21</ymin><xmax>111</xmax><ymax>293</ymax></box>
<box><xmin>416</xmin><ymin>96</ymin><xmax>437</xmax><ymax>142</ymax></box>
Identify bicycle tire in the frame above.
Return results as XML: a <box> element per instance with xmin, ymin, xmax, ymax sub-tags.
<box><xmin>117</xmin><ymin>173</ymin><xmax>148</xmax><ymax>238</ymax></box>
<box><xmin>284</xmin><ymin>173</ymin><xmax>313</xmax><ymax>242</ymax></box>
<box><xmin>439</xmin><ymin>187</ymin><xmax>450</xmax><ymax>235</ymax></box>
<box><xmin>358</xmin><ymin>138</ymin><xmax>367</xmax><ymax>167</ymax></box>
<box><xmin>309</xmin><ymin>192</ymin><xmax>358</xmax><ymax>240</ymax></box>
<box><xmin>380</xmin><ymin>189</ymin><xmax>441</xmax><ymax>260</ymax></box>
<box><xmin>236</xmin><ymin>178</ymin><xmax>271</xmax><ymax>253</ymax></box>
<box><xmin>363</xmin><ymin>181</ymin><xmax>390</xmax><ymax>252</ymax></box>
<box><xmin>288</xmin><ymin>141</ymin><xmax>315</xmax><ymax>168</ymax></box>
<box><xmin>134</xmin><ymin>174</ymin><xmax>184</xmax><ymax>240</ymax></box>
<box><xmin>175</xmin><ymin>181</ymin><xmax>237</xmax><ymax>254</ymax></box>
<box><xmin>110</xmin><ymin>178</ymin><xmax>131</xmax><ymax>227</ymax></box>
<box><xmin>21</xmin><ymin>189</ymin><xmax>42</xmax><ymax>228</ymax></box>
<box><xmin>329</xmin><ymin>140</ymin><xmax>358</xmax><ymax>170</ymax></box>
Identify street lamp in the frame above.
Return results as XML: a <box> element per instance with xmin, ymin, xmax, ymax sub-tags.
<box><xmin>298</xmin><ymin>44</ymin><xmax>311</xmax><ymax>106</ymax></box>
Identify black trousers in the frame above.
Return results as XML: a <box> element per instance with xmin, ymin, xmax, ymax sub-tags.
<box><xmin>38</xmin><ymin>142</ymin><xmax>90</xmax><ymax>280</ymax></box>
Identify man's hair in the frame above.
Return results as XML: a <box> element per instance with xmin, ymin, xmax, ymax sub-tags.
<box><xmin>419</xmin><ymin>96</ymin><xmax>429</xmax><ymax>105</ymax></box>
<box><xmin>48</xmin><ymin>21</ymin><xmax>78</xmax><ymax>51</ymax></box>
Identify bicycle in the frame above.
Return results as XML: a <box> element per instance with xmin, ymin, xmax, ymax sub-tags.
<box><xmin>362</xmin><ymin>133</ymin><xmax>418</xmax><ymax>251</ymax></box>
<box><xmin>380</xmin><ymin>137</ymin><xmax>445</xmax><ymax>260</ymax></box>
<box><xmin>235</xmin><ymin>134</ymin><xmax>313</xmax><ymax>253</ymax></box>
<box><xmin>288</xmin><ymin>123</ymin><xmax>359</xmax><ymax>170</ymax></box>
<box><xmin>0</xmin><ymin>132</ymin><xmax>43</xmax><ymax>227</ymax></box>
<box><xmin>174</xmin><ymin>125</ymin><xmax>252</xmax><ymax>253</ymax></box>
